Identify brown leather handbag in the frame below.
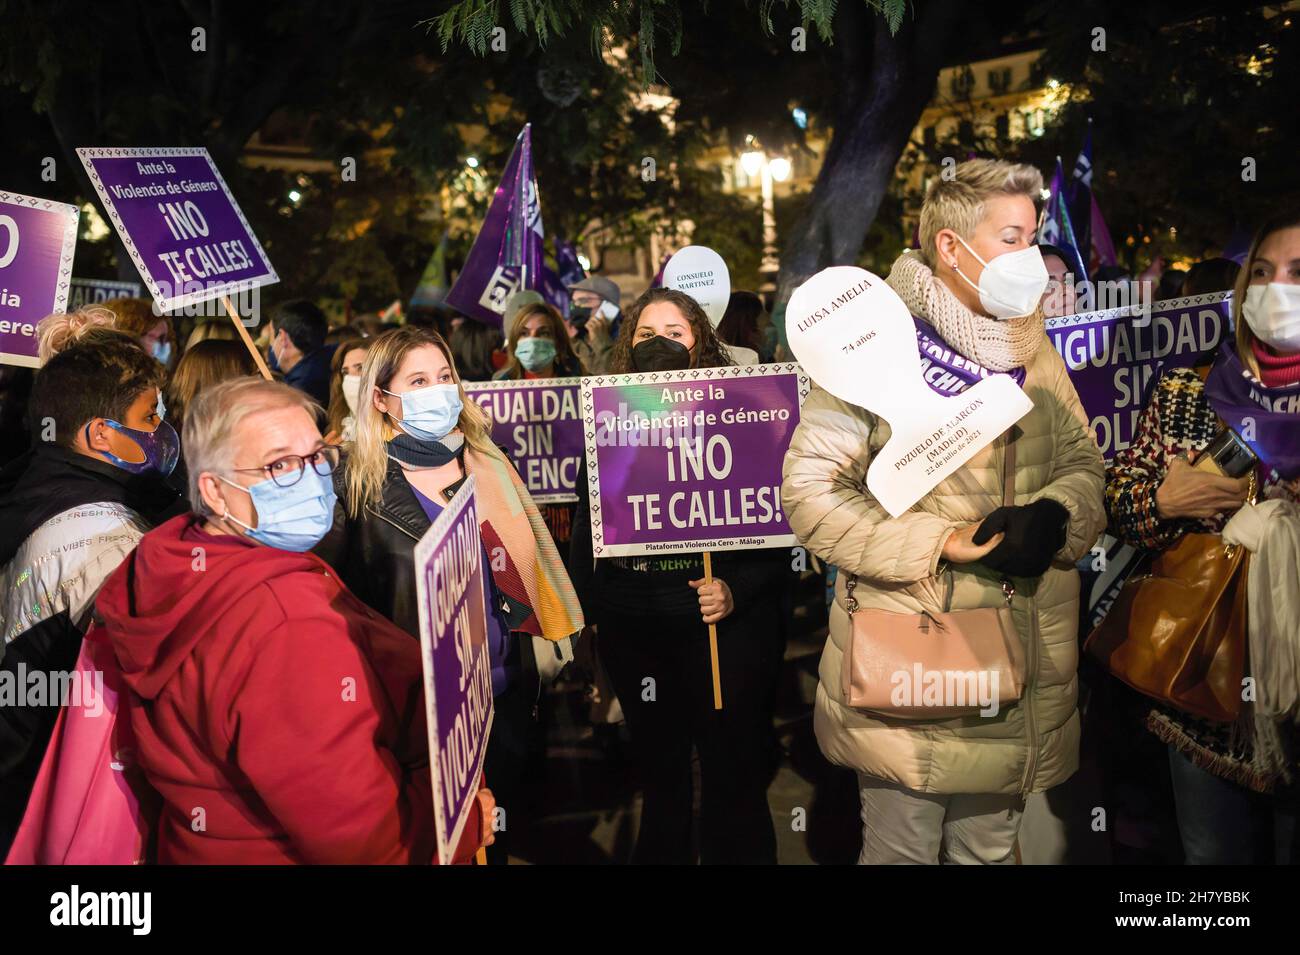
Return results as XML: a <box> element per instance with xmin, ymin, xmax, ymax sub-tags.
<box><xmin>840</xmin><ymin>432</ymin><xmax>1025</xmax><ymax>719</ymax></box>
<box><xmin>1084</xmin><ymin>527</ymin><xmax>1251</xmax><ymax>724</ymax></box>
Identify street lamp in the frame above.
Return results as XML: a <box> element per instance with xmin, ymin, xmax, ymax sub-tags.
<box><xmin>738</xmin><ymin>145</ymin><xmax>791</xmax><ymax>290</ymax></box>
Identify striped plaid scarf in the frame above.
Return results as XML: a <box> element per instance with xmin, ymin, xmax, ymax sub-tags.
<box><xmin>463</xmin><ymin>446</ymin><xmax>584</xmax><ymax>641</ymax></box>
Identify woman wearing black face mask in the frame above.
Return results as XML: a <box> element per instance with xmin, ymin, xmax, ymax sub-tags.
<box><xmin>570</xmin><ymin>288</ymin><xmax>785</xmax><ymax>864</ymax></box>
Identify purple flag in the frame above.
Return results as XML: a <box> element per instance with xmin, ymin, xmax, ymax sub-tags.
<box><xmin>555</xmin><ymin>236</ymin><xmax>586</xmax><ymax>288</ymax></box>
<box><xmin>650</xmin><ymin>252</ymin><xmax>670</xmax><ymax>289</ymax></box>
<box><xmin>546</xmin><ymin>235</ymin><xmax>585</xmax><ymax>317</ymax></box>
<box><xmin>446</xmin><ymin>125</ymin><xmax>545</xmax><ymax>327</ymax></box>
<box><xmin>539</xmin><ymin>265</ymin><xmax>569</xmax><ymax>316</ymax></box>
<box><xmin>1089</xmin><ymin>194</ymin><xmax>1119</xmax><ymax>270</ymax></box>
<box><xmin>0</xmin><ymin>190</ymin><xmax>79</xmax><ymax>367</ymax></box>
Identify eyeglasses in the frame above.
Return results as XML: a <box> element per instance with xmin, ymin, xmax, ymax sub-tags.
<box><xmin>229</xmin><ymin>445</ymin><xmax>341</xmax><ymax>488</ymax></box>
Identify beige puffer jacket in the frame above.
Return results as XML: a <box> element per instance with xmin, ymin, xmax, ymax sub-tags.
<box><xmin>783</xmin><ymin>335</ymin><xmax>1106</xmax><ymax>796</ymax></box>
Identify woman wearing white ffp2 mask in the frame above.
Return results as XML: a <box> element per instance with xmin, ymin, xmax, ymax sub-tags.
<box><xmin>951</xmin><ymin>236</ymin><xmax>1051</xmax><ymax>320</ymax></box>
<box><xmin>939</xmin><ymin>205</ymin><xmax>1050</xmax><ymax>321</ymax></box>
<box><xmin>787</xmin><ymin>158</ymin><xmax>1106</xmax><ymax>866</ymax></box>
<box><xmin>1242</xmin><ymin>281</ymin><xmax>1300</xmax><ymax>352</ymax></box>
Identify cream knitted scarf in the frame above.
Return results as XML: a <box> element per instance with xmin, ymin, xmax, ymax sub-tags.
<box><xmin>885</xmin><ymin>250</ymin><xmax>1044</xmax><ymax>372</ymax></box>
<box><xmin>1223</xmin><ymin>499</ymin><xmax>1300</xmax><ymax>783</ymax></box>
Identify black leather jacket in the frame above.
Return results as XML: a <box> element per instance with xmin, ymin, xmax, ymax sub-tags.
<box><xmin>315</xmin><ymin>456</ymin><xmax>442</xmax><ymax>639</ymax></box>
<box><xmin>315</xmin><ymin>456</ymin><xmax>541</xmax><ymax>698</ymax></box>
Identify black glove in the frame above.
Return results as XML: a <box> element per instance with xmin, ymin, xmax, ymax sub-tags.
<box><xmin>970</xmin><ymin>498</ymin><xmax>1070</xmax><ymax>578</ymax></box>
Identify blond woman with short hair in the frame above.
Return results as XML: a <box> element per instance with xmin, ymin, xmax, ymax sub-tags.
<box><xmin>783</xmin><ymin>158</ymin><xmax>1106</xmax><ymax>864</ymax></box>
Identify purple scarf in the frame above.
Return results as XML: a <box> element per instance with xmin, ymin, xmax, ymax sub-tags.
<box><xmin>914</xmin><ymin>317</ymin><xmax>1027</xmax><ymax>396</ymax></box>
<box><xmin>1203</xmin><ymin>342</ymin><xmax>1300</xmax><ymax>480</ymax></box>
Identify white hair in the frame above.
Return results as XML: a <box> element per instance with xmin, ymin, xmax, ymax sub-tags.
<box><xmin>183</xmin><ymin>377</ymin><xmax>319</xmax><ymax>514</ymax></box>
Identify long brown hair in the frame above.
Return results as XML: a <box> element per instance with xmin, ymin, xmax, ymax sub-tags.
<box><xmin>164</xmin><ymin>339</ymin><xmax>257</xmax><ymax>432</ymax></box>
<box><xmin>501</xmin><ymin>302</ymin><xmax>584</xmax><ymax>379</ymax></box>
<box><xmin>344</xmin><ymin>325</ymin><xmax>503</xmax><ymax>517</ymax></box>
<box><xmin>1232</xmin><ymin>212</ymin><xmax>1300</xmax><ymax>377</ymax></box>
<box><xmin>608</xmin><ymin>287</ymin><xmax>733</xmax><ymax>374</ymax></box>
<box><xmin>326</xmin><ymin>337</ymin><xmax>371</xmax><ymax>438</ymax></box>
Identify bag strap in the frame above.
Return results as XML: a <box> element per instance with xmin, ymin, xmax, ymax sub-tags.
<box><xmin>1003</xmin><ymin>427</ymin><xmax>1017</xmax><ymax>508</ymax></box>
<box><xmin>942</xmin><ymin>431</ymin><xmax>1015</xmax><ymax>613</ymax></box>
<box><xmin>997</xmin><ymin>430</ymin><xmax>1018</xmax><ymax>604</ymax></box>
<box><xmin>849</xmin><ymin>427</ymin><xmax>1020</xmax><ymax>615</ymax></box>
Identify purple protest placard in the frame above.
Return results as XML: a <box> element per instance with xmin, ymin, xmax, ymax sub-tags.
<box><xmin>0</xmin><ymin>191</ymin><xmax>79</xmax><ymax>367</ymax></box>
<box><xmin>465</xmin><ymin>377</ymin><xmax>583</xmax><ymax>503</ymax></box>
<box><xmin>582</xmin><ymin>363</ymin><xmax>809</xmax><ymax>557</ymax></box>
<box><xmin>412</xmin><ymin>475</ymin><xmax>494</xmax><ymax>864</ymax></box>
<box><xmin>1047</xmin><ymin>291</ymin><xmax>1231</xmax><ymax>459</ymax></box>
<box><xmin>69</xmin><ymin>276</ymin><xmax>142</xmax><ymax>310</ymax></box>
<box><xmin>77</xmin><ymin>147</ymin><xmax>277</xmax><ymax>314</ymax></box>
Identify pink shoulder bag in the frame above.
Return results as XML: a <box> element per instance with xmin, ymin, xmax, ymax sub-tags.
<box><xmin>839</xmin><ymin>431</ymin><xmax>1026</xmax><ymax>718</ymax></box>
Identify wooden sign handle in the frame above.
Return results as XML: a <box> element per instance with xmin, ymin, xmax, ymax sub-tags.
<box><xmin>703</xmin><ymin>550</ymin><xmax>722</xmax><ymax>710</ymax></box>
<box><xmin>475</xmin><ymin>847</ymin><xmax>488</xmax><ymax>865</ymax></box>
<box><xmin>222</xmin><ymin>294</ymin><xmax>273</xmax><ymax>381</ymax></box>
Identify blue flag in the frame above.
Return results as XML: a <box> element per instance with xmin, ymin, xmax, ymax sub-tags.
<box><xmin>555</xmin><ymin>236</ymin><xmax>586</xmax><ymax>288</ymax></box>
<box><xmin>1042</xmin><ymin>158</ymin><xmax>1090</xmax><ymax>301</ymax></box>
<box><xmin>1068</xmin><ymin>123</ymin><xmax>1094</xmax><ymax>273</ymax></box>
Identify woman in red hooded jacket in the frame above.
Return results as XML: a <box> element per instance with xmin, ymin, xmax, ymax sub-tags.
<box><xmin>95</xmin><ymin>376</ymin><xmax>493</xmax><ymax>864</ymax></box>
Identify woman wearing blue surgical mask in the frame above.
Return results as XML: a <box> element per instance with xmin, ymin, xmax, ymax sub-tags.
<box><xmin>495</xmin><ymin>303</ymin><xmax>586</xmax><ymax>381</ymax></box>
<box><xmin>89</xmin><ymin>377</ymin><xmax>495</xmax><ymax>864</ymax></box>
<box><xmin>316</xmin><ymin>326</ymin><xmax>583</xmax><ymax>864</ymax></box>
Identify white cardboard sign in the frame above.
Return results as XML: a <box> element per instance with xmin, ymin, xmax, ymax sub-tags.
<box><xmin>664</xmin><ymin>245</ymin><xmax>730</xmax><ymax>326</ymax></box>
<box><xmin>785</xmin><ymin>267</ymin><xmax>1033</xmax><ymax>517</ymax></box>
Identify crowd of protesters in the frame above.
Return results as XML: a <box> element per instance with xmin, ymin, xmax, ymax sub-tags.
<box><xmin>0</xmin><ymin>158</ymin><xmax>1295</xmax><ymax>865</ymax></box>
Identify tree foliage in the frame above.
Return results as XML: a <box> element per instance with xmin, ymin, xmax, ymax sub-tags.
<box><xmin>427</xmin><ymin>0</ymin><xmax>909</xmax><ymax>86</ymax></box>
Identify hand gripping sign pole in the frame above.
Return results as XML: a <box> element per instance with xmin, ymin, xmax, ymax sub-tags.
<box><xmin>581</xmin><ymin>362</ymin><xmax>807</xmax><ymax>714</ymax></box>
<box><xmin>664</xmin><ymin>244</ymin><xmax>730</xmax><ymax>708</ymax></box>
<box><xmin>785</xmin><ymin>267</ymin><xmax>1033</xmax><ymax>516</ymax></box>
<box><xmin>702</xmin><ymin>551</ymin><xmax>723</xmax><ymax>709</ymax></box>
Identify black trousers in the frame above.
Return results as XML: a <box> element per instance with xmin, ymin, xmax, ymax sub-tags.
<box><xmin>482</xmin><ymin>640</ymin><xmax>541</xmax><ymax>865</ymax></box>
<box><xmin>597</xmin><ymin>606</ymin><xmax>780</xmax><ymax>864</ymax></box>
